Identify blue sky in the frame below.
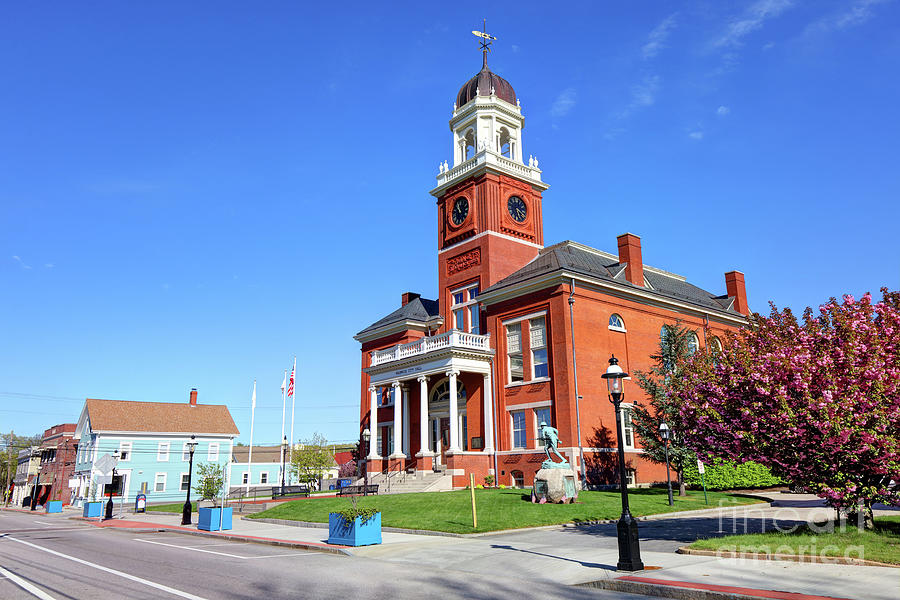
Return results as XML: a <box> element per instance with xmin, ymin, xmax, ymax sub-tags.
<box><xmin>2</xmin><ymin>1</ymin><xmax>898</xmax><ymax>445</ymax></box>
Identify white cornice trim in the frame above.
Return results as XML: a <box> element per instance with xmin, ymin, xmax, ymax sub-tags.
<box><xmin>439</xmin><ymin>230</ymin><xmax>543</xmax><ymax>255</ymax></box>
<box><xmin>504</xmin><ymin>400</ymin><xmax>552</xmax><ymax>411</ymax></box>
<box><xmin>480</xmin><ymin>270</ymin><xmax>747</xmax><ymax>326</ymax></box>
<box><xmin>429</xmin><ymin>151</ymin><xmax>549</xmax><ymax>197</ymax></box>
<box><xmin>354</xmin><ymin>317</ymin><xmax>444</xmax><ymax>344</ymax></box>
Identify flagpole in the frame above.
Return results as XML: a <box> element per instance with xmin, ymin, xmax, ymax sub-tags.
<box><xmin>247</xmin><ymin>381</ymin><xmax>256</xmax><ymax>497</ymax></box>
<box><xmin>280</xmin><ymin>369</ymin><xmax>287</xmax><ymax>488</ymax></box>
<box><xmin>289</xmin><ymin>356</ymin><xmax>297</xmax><ymax>485</ymax></box>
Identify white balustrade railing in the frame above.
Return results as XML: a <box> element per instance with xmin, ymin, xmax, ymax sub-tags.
<box><xmin>370</xmin><ymin>330</ymin><xmax>491</xmax><ymax>366</ymax></box>
<box><xmin>434</xmin><ymin>149</ymin><xmax>543</xmax><ymax>189</ymax></box>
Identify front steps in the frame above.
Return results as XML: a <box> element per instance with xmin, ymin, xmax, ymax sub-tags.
<box><xmin>365</xmin><ymin>470</ymin><xmax>452</xmax><ymax>494</ymax></box>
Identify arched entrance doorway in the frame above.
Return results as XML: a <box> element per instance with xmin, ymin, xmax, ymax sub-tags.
<box><xmin>428</xmin><ymin>378</ymin><xmax>467</xmax><ymax>469</ymax></box>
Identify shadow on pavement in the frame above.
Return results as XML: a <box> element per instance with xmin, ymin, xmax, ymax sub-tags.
<box><xmin>489</xmin><ymin>544</ymin><xmax>616</xmax><ymax>571</ymax></box>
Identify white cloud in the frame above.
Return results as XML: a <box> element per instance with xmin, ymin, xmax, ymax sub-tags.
<box><xmin>642</xmin><ymin>13</ymin><xmax>678</xmax><ymax>59</ymax></box>
<box><xmin>717</xmin><ymin>105</ymin><xmax>731</xmax><ymax>116</ymax></box>
<box><xmin>511</xmin><ymin>44</ymin><xmax>520</xmax><ymax>53</ymax></box>
<box><xmin>713</xmin><ymin>0</ymin><xmax>794</xmax><ymax>48</ymax></box>
<box><xmin>44</xmin><ymin>263</ymin><xmax>54</xmax><ymax>268</ymax></box>
<box><xmin>12</xmin><ymin>255</ymin><xmax>31</xmax><ymax>269</ymax></box>
<box><xmin>806</xmin><ymin>0</ymin><xmax>891</xmax><ymax>35</ymax></box>
<box><xmin>762</xmin><ymin>41</ymin><xmax>776</xmax><ymax>50</ymax></box>
<box><xmin>689</xmin><ymin>131</ymin><xmax>704</xmax><ymax>140</ymax></box>
<box><xmin>616</xmin><ymin>75</ymin><xmax>662</xmax><ymax>120</ymax></box>
<box><xmin>551</xmin><ymin>88</ymin><xmax>577</xmax><ymax>118</ymax></box>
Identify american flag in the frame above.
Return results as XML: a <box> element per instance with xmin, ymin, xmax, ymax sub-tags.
<box><xmin>287</xmin><ymin>365</ymin><xmax>295</xmax><ymax>397</ymax></box>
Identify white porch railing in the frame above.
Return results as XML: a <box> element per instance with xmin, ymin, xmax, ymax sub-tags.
<box><xmin>370</xmin><ymin>330</ymin><xmax>491</xmax><ymax>367</ymax></box>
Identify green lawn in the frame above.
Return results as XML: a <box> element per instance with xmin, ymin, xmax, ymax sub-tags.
<box><xmin>147</xmin><ymin>502</ymin><xmax>197</xmax><ymax>513</ymax></box>
<box><xmin>689</xmin><ymin>515</ymin><xmax>900</xmax><ymax>565</ymax></box>
<box><xmin>249</xmin><ymin>488</ymin><xmax>762</xmax><ymax>534</ymax></box>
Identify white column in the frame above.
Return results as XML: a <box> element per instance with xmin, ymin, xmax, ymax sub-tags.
<box><xmin>391</xmin><ymin>381</ymin><xmax>403</xmax><ymax>458</ymax></box>
<box><xmin>417</xmin><ymin>375</ymin><xmax>430</xmax><ymax>456</ymax></box>
<box><xmin>483</xmin><ymin>373</ymin><xmax>494</xmax><ymax>451</ymax></box>
<box><xmin>447</xmin><ymin>370</ymin><xmax>461</xmax><ymax>452</ymax></box>
<box><xmin>368</xmin><ymin>386</ymin><xmax>379</xmax><ymax>459</ymax></box>
<box><xmin>402</xmin><ymin>386</ymin><xmax>410</xmax><ymax>457</ymax></box>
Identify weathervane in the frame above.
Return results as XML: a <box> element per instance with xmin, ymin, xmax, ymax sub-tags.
<box><xmin>472</xmin><ymin>19</ymin><xmax>497</xmax><ymax>67</ymax></box>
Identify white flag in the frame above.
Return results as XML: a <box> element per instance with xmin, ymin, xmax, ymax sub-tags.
<box><xmin>280</xmin><ymin>372</ymin><xmax>287</xmax><ymax>393</ymax></box>
<box><xmin>251</xmin><ymin>381</ymin><xmax>257</xmax><ymax>409</ymax></box>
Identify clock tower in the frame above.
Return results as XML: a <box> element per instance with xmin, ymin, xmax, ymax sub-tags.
<box><xmin>430</xmin><ymin>48</ymin><xmax>549</xmax><ymax>333</ymax></box>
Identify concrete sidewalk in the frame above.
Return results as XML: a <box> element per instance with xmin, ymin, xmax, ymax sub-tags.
<box><xmin>7</xmin><ymin>494</ymin><xmax>897</xmax><ymax>600</ymax></box>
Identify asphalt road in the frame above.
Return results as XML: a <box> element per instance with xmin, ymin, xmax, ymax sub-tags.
<box><xmin>0</xmin><ymin>511</ymin><xmax>660</xmax><ymax>600</ymax></box>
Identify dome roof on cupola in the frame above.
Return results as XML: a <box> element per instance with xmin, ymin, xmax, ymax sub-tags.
<box><xmin>456</xmin><ymin>55</ymin><xmax>517</xmax><ymax>108</ymax></box>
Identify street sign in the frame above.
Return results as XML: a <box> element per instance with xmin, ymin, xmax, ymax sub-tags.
<box><xmin>95</xmin><ymin>453</ymin><xmax>118</xmax><ymax>476</ymax></box>
<box><xmin>96</xmin><ymin>475</ymin><xmax>112</xmax><ymax>485</ymax></box>
<box><xmin>697</xmin><ymin>459</ymin><xmax>706</xmax><ymax>474</ymax></box>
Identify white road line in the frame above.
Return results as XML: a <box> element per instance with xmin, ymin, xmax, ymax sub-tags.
<box><xmin>32</xmin><ymin>521</ymin><xmax>54</xmax><ymax>526</ymax></box>
<box><xmin>4</xmin><ymin>537</ymin><xmax>209</xmax><ymax>600</ymax></box>
<box><xmin>0</xmin><ymin>564</ymin><xmax>57</xmax><ymax>600</ymax></box>
<box><xmin>133</xmin><ymin>539</ymin><xmax>311</xmax><ymax>560</ymax></box>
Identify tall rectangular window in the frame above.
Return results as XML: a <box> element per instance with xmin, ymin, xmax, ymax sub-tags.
<box><xmin>154</xmin><ymin>473</ymin><xmax>166</xmax><ymax>493</ymax></box>
<box><xmin>182</xmin><ymin>443</ymin><xmax>192</xmax><ymax>462</ymax></box>
<box><xmin>260</xmin><ymin>472</ymin><xmax>268</xmax><ymax>484</ymax></box>
<box><xmin>157</xmin><ymin>442</ymin><xmax>169</xmax><ymax>462</ymax></box>
<box><xmin>621</xmin><ymin>406</ymin><xmax>634</xmax><ymax>449</ymax></box>
<box><xmin>530</xmin><ymin>317</ymin><xmax>549</xmax><ymax>379</ymax></box>
<box><xmin>207</xmin><ymin>443</ymin><xmax>219</xmax><ymax>461</ymax></box>
<box><xmin>242</xmin><ymin>472</ymin><xmax>249</xmax><ymax>485</ymax></box>
<box><xmin>535</xmin><ymin>407</ymin><xmax>552</xmax><ymax>447</ymax></box>
<box><xmin>450</xmin><ymin>283</ymin><xmax>480</xmax><ymax>333</ymax></box>
<box><xmin>507</xmin><ymin>323</ymin><xmax>524</xmax><ymax>382</ymax></box>
<box><xmin>180</xmin><ymin>474</ymin><xmax>190</xmax><ymax>491</ymax></box>
<box><xmin>512</xmin><ymin>411</ymin><xmax>527</xmax><ymax>448</ymax></box>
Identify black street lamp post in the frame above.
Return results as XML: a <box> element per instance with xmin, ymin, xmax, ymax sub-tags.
<box><xmin>362</xmin><ymin>428</ymin><xmax>370</xmax><ymax>497</ymax></box>
<box><xmin>602</xmin><ymin>355</ymin><xmax>644</xmax><ymax>572</ymax></box>
<box><xmin>181</xmin><ymin>435</ymin><xmax>198</xmax><ymax>525</ymax></box>
<box><xmin>659</xmin><ymin>422</ymin><xmax>674</xmax><ymax>506</ymax></box>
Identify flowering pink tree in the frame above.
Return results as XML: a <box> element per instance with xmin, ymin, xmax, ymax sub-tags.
<box><xmin>675</xmin><ymin>288</ymin><xmax>900</xmax><ymax>528</ymax></box>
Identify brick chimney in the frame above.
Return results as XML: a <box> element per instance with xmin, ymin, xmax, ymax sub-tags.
<box><xmin>725</xmin><ymin>271</ymin><xmax>749</xmax><ymax>315</ymax></box>
<box><xmin>401</xmin><ymin>292</ymin><xmax>420</xmax><ymax>306</ymax></box>
<box><xmin>189</xmin><ymin>388</ymin><xmax>198</xmax><ymax>406</ymax></box>
<box><xmin>617</xmin><ymin>233</ymin><xmax>644</xmax><ymax>287</ymax></box>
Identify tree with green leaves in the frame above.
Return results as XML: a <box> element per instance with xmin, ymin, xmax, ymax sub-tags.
<box><xmin>290</xmin><ymin>432</ymin><xmax>334</xmax><ymax>487</ymax></box>
<box><xmin>193</xmin><ymin>462</ymin><xmax>226</xmax><ymax>507</ymax></box>
<box><xmin>631</xmin><ymin>322</ymin><xmax>704</xmax><ymax>496</ymax></box>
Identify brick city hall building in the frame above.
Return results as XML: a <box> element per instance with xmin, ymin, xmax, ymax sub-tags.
<box><xmin>355</xmin><ymin>52</ymin><xmax>749</xmax><ymax>490</ymax></box>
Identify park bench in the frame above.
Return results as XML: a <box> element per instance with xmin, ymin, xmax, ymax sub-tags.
<box><xmin>337</xmin><ymin>484</ymin><xmax>379</xmax><ymax>496</ymax></box>
<box><xmin>270</xmin><ymin>485</ymin><xmax>310</xmax><ymax>499</ymax></box>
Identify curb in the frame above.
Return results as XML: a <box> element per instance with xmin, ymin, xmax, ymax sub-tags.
<box><xmin>575</xmin><ymin>576</ymin><xmax>854</xmax><ymax>600</ymax></box>
<box><xmin>248</xmin><ymin>498</ymin><xmax>773</xmax><ymax>539</ymax></box>
<box><xmin>676</xmin><ymin>546</ymin><xmax>899</xmax><ymax>569</ymax></box>
<box><xmin>67</xmin><ymin>516</ymin><xmax>351</xmax><ymax>556</ymax></box>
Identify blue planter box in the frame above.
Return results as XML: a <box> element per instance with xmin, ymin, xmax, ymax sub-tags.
<box><xmin>328</xmin><ymin>512</ymin><xmax>381</xmax><ymax>546</ymax></box>
<box><xmin>45</xmin><ymin>501</ymin><xmax>63</xmax><ymax>513</ymax></box>
<box><xmin>198</xmin><ymin>507</ymin><xmax>233</xmax><ymax>531</ymax></box>
<box><xmin>83</xmin><ymin>502</ymin><xmax>103</xmax><ymax>518</ymax></box>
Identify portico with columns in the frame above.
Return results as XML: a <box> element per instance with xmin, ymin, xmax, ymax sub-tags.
<box><xmin>362</xmin><ymin>330</ymin><xmax>495</xmax><ymax>483</ymax></box>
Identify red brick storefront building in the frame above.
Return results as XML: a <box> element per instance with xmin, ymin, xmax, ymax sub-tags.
<box><xmin>34</xmin><ymin>423</ymin><xmax>77</xmax><ymax>506</ymax></box>
<box><xmin>356</xmin><ymin>53</ymin><xmax>749</xmax><ymax>490</ymax></box>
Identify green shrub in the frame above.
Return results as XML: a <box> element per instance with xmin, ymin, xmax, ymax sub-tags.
<box><xmin>683</xmin><ymin>456</ymin><xmax>782</xmax><ymax>490</ymax></box>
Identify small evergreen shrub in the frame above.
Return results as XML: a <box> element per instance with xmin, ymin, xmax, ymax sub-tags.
<box><xmin>683</xmin><ymin>456</ymin><xmax>782</xmax><ymax>490</ymax></box>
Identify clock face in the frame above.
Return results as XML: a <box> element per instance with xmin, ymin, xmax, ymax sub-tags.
<box><xmin>451</xmin><ymin>197</ymin><xmax>469</xmax><ymax>225</ymax></box>
<box><xmin>507</xmin><ymin>196</ymin><xmax>527</xmax><ymax>223</ymax></box>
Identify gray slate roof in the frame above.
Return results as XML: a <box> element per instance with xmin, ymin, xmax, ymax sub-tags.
<box><xmin>357</xmin><ymin>296</ymin><xmax>441</xmax><ymax>337</ymax></box>
<box><xmin>483</xmin><ymin>241</ymin><xmax>738</xmax><ymax>315</ymax></box>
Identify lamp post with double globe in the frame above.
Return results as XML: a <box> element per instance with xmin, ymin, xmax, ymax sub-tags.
<box><xmin>602</xmin><ymin>355</ymin><xmax>644</xmax><ymax>571</ymax></box>
<box><xmin>659</xmin><ymin>422</ymin><xmax>674</xmax><ymax>506</ymax></box>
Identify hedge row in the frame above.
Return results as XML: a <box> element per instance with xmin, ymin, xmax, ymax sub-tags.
<box><xmin>682</xmin><ymin>456</ymin><xmax>783</xmax><ymax>490</ymax></box>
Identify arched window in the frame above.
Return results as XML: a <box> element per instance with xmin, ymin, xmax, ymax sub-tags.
<box><xmin>711</xmin><ymin>336</ymin><xmax>723</xmax><ymax>353</ymax></box>
<box><xmin>510</xmin><ymin>470</ymin><xmax>524</xmax><ymax>488</ymax></box>
<box><xmin>498</xmin><ymin>127</ymin><xmax>511</xmax><ymax>157</ymax></box>
<box><xmin>429</xmin><ymin>379</ymin><xmax>468</xmax><ymax>405</ymax></box>
<box><xmin>687</xmin><ymin>332</ymin><xmax>700</xmax><ymax>355</ymax></box>
<box><xmin>608</xmin><ymin>314</ymin><xmax>626</xmax><ymax>332</ymax></box>
<box><xmin>464</xmin><ymin>130</ymin><xmax>476</xmax><ymax>160</ymax></box>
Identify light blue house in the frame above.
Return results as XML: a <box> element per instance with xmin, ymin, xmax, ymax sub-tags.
<box><xmin>72</xmin><ymin>390</ymin><xmax>239</xmax><ymax>506</ymax></box>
